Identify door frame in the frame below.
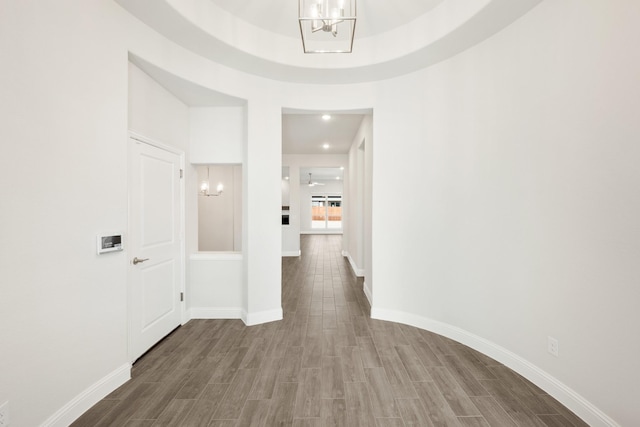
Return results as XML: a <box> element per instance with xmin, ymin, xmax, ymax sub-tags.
<box><xmin>127</xmin><ymin>131</ymin><xmax>186</xmax><ymax>363</ymax></box>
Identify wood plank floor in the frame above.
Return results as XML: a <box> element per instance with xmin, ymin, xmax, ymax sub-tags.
<box><xmin>72</xmin><ymin>235</ymin><xmax>589</xmax><ymax>427</ymax></box>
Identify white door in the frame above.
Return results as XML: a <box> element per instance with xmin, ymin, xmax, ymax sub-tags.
<box><xmin>129</xmin><ymin>135</ymin><xmax>183</xmax><ymax>362</ymax></box>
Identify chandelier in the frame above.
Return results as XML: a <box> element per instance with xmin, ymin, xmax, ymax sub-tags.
<box><xmin>298</xmin><ymin>0</ymin><xmax>357</xmax><ymax>53</ymax></box>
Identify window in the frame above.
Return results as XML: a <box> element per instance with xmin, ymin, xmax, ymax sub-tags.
<box><xmin>312</xmin><ymin>195</ymin><xmax>342</xmax><ymax>229</ymax></box>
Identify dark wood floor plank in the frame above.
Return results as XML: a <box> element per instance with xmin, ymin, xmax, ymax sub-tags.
<box><xmin>124</xmin><ymin>420</ymin><xmax>155</xmax><ymax>427</ymax></box>
<box><xmin>413</xmin><ymin>380</ymin><xmax>465</xmax><ymax>426</ymax></box>
<box><xmin>427</xmin><ymin>366</ymin><xmax>481</xmax><ymax>416</ymax></box>
<box><xmin>488</xmin><ymin>366</ymin><xmax>558</xmax><ymax>415</ymax></box>
<box><xmin>70</xmin><ymin>399</ymin><xmax>120</xmax><ymax>427</ymax></box>
<box><xmin>413</xmin><ymin>340</ymin><xmax>443</xmax><ymax>368</ymax></box>
<box><xmin>358</xmin><ymin>336</ymin><xmax>382</xmax><ymax>368</ymax></box>
<box><xmin>339</xmin><ymin>345</ymin><xmax>366</xmax><ymax>382</ymax></box>
<box><xmin>379</xmin><ymin>347</ymin><xmax>417</xmax><ymax>399</ymax></box>
<box><xmin>236</xmin><ymin>399</ymin><xmax>271</xmax><ymax>427</ymax></box>
<box><xmin>479</xmin><ymin>379</ymin><xmax>548</xmax><ymax>427</ymax></box>
<box><xmin>212</xmin><ymin>368</ymin><xmax>259</xmax><ymax>420</ymax></box>
<box><xmin>279</xmin><ymin>346</ymin><xmax>304</xmax><ymax>383</ymax></box>
<box><xmin>457</xmin><ymin>416</ymin><xmax>490</xmax><ymax>426</ymax></box>
<box><xmin>321</xmin><ymin>399</ymin><xmax>347</xmax><ymax>426</ymax></box>
<box><xmin>207</xmin><ymin>420</ymin><xmax>237</xmax><ymax>427</ymax></box>
<box><xmin>129</xmin><ymin>369</ymin><xmax>191</xmax><ymax>420</ymax></box>
<box><xmin>374</xmin><ymin>418</ymin><xmax>406</xmax><ymax>427</ymax></box>
<box><xmin>302</xmin><ymin>336</ymin><xmax>323</xmax><ymax>368</ymax></box>
<box><xmin>441</xmin><ymin>355</ymin><xmax>490</xmax><ymax>397</ymax></box>
<box><xmin>152</xmin><ymin>398</ymin><xmax>195</xmax><ymax>426</ymax></box>
<box><xmin>209</xmin><ymin>347</ymin><xmax>249</xmax><ymax>384</ymax></box>
<box><xmin>469</xmin><ymin>395</ymin><xmax>518</xmax><ymax>427</ymax></box>
<box><xmin>265</xmin><ymin>382</ymin><xmax>299</xmax><ymax>426</ymax></box>
<box><xmin>74</xmin><ymin>235</ymin><xmax>586</xmax><ymax>427</ymax></box>
<box><xmin>396</xmin><ymin>398</ymin><xmax>436</xmax><ymax>427</ymax></box>
<box><xmin>344</xmin><ymin>381</ymin><xmax>377</xmax><ymax>427</ymax></box>
<box><xmin>175</xmin><ymin>369</ymin><xmax>214</xmax><ymax>400</ymax></box>
<box><xmin>364</xmin><ymin>367</ymin><xmax>400</xmax><ymax>418</ymax></box>
<box><xmin>322</xmin><ymin>356</ymin><xmax>346</xmax><ymax>399</ymax></box>
<box><xmin>93</xmin><ymin>382</ymin><xmax>158</xmax><ymax>427</ymax></box>
<box><xmin>293</xmin><ymin>418</ymin><xmax>322</xmax><ymax>427</ymax></box>
<box><xmin>539</xmin><ymin>395</ymin><xmax>590</xmax><ymax>427</ymax></box>
<box><xmin>394</xmin><ymin>345</ymin><xmax>432</xmax><ymax>382</ymax></box>
<box><xmin>248</xmin><ymin>356</ymin><xmax>284</xmax><ymax>400</ymax></box>
<box><xmin>452</xmin><ymin>346</ymin><xmax>498</xmax><ymax>380</ymax></box>
<box><xmin>266</xmin><ymin>329</ymin><xmax>289</xmax><ymax>359</ymax></box>
<box><xmin>294</xmin><ymin>368</ymin><xmax>323</xmax><ymax>418</ymax></box>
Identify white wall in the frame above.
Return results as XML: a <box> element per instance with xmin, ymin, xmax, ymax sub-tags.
<box><xmin>190</xmin><ymin>107</ymin><xmax>244</xmax><ymax>164</ymax></box>
<box><xmin>370</xmin><ymin>1</ymin><xmax>640</xmax><ymax>426</ymax></box>
<box><xmin>128</xmin><ymin>64</ymin><xmax>190</xmax><ymax>152</ymax></box>
<box><xmin>189</xmin><ymin>253</ymin><xmax>243</xmax><ymax>318</ymax></box>
<box><xmin>2</xmin><ymin>0</ymin><xmax>639</xmax><ymax>426</ymax></box>
<box><xmin>281</xmin><ymin>177</ymin><xmax>299</xmax><ymax>256</ymax></box>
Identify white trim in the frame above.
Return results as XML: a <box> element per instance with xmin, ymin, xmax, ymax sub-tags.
<box><xmin>128</xmin><ymin>131</ymin><xmax>184</xmax><ymax>155</ymax></box>
<box><xmin>342</xmin><ymin>250</ymin><xmax>364</xmax><ymax>277</ymax></box>
<box><xmin>363</xmin><ymin>281</ymin><xmax>372</xmax><ymax>306</ymax></box>
<box><xmin>282</xmin><ymin>250</ymin><xmax>301</xmax><ymax>257</ymax></box>
<box><xmin>300</xmin><ymin>230</ymin><xmax>343</xmax><ymax>235</ymax></box>
<box><xmin>41</xmin><ymin>364</ymin><xmax>131</xmax><ymax>427</ymax></box>
<box><xmin>370</xmin><ymin>308</ymin><xmax>619</xmax><ymax>427</ymax></box>
<box><xmin>243</xmin><ymin>307</ymin><xmax>283</xmax><ymax>326</ymax></box>
<box><xmin>189</xmin><ymin>307</ymin><xmax>243</xmax><ymax>319</ymax></box>
<box><xmin>190</xmin><ymin>252</ymin><xmax>243</xmax><ymax>261</ymax></box>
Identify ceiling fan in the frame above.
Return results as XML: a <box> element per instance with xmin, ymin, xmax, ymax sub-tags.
<box><xmin>307</xmin><ymin>173</ymin><xmax>325</xmax><ymax>187</ymax></box>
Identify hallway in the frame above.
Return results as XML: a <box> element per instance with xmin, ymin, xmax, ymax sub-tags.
<box><xmin>72</xmin><ymin>235</ymin><xmax>587</xmax><ymax>426</ymax></box>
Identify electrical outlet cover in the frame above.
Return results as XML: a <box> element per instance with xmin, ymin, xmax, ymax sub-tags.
<box><xmin>0</xmin><ymin>400</ymin><xmax>9</xmax><ymax>427</ymax></box>
<box><xmin>548</xmin><ymin>336</ymin><xmax>559</xmax><ymax>357</ymax></box>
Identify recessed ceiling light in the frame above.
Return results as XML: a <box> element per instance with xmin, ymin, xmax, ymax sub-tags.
<box><xmin>336</xmin><ymin>176</ymin><xmax>340</xmax><ymax>180</ymax></box>
<box><xmin>322</xmin><ymin>114</ymin><xmax>331</xmax><ymax>121</ymax></box>
<box><xmin>322</xmin><ymin>143</ymin><xmax>330</xmax><ymax>149</ymax></box>
<box><xmin>340</xmin><ymin>166</ymin><xmax>344</xmax><ymax>170</ymax></box>
<box><xmin>285</xmin><ymin>176</ymin><xmax>289</xmax><ymax>180</ymax></box>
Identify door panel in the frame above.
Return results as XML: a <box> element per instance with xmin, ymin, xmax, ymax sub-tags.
<box><xmin>141</xmin><ymin>260</ymin><xmax>175</xmax><ymax>329</ymax></box>
<box><xmin>129</xmin><ymin>136</ymin><xmax>183</xmax><ymax>362</ymax></box>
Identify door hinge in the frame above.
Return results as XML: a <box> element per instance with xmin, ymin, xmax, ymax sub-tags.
<box><xmin>180</xmin><ymin>169</ymin><xmax>183</xmax><ymax>179</ymax></box>
<box><xmin>180</xmin><ymin>292</ymin><xmax>184</xmax><ymax>302</ymax></box>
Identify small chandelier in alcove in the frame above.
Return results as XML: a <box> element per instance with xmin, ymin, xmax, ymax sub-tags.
<box><xmin>298</xmin><ymin>0</ymin><xmax>357</xmax><ymax>53</ymax></box>
<box><xmin>200</xmin><ymin>166</ymin><xmax>224</xmax><ymax>197</ymax></box>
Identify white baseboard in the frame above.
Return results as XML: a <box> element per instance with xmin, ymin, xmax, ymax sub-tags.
<box><xmin>188</xmin><ymin>307</ymin><xmax>283</xmax><ymax>326</ymax></box>
<box><xmin>42</xmin><ymin>363</ymin><xmax>131</xmax><ymax>427</ymax></box>
<box><xmin>300</xmin><ymin>230</ymin><xmax>343</xmax><ymax>235</ymax></box>
<box><xmin>363</xmin><ymin>281</ymin><xmax>372</xmax><ymax>306</ymax></box>
<box><xmin>370</xmin><ymin>307</ymin><xmax>619</xmax><ymax>427</ymax></box>
<box><xmin>242</xmin><ymin>307</ymin><xmax>283</xmax><ymax>326</ymax></box>
<box><xmin>189</xmin><ymin>307</ymin><xmax>243</xmax><ymax>319</ymax></box>
<box><xmin>282</xmin><ymin>250</ymin><xmax>301</xmax><ymax>257</ymax></box>
<box><xmin>342</xmin><ymin>250</ymin><xmax>364</xmax><ymax>277</ymax></box>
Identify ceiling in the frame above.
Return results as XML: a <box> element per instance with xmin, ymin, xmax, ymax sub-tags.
<box><xmin>116</xmin><ymin>0</ymin><xmax>543</xmax><ymax>84</ymax></box>
<box><xmin>130</xmin><ymin>55</ymin><xmax>367</xmax><ymax>153</ymax></box>
<box><xmin>208</xmin><ymin>0</ymin><xmax>446</xmax><ymax>39</ymax></box>
<box><xmin>299</xmin><ymin>167</ymin><xmax>344</xmax><ymax>183</ymax></box>
<box><xmin>282</xmin><ymin>113</ymin><xmax>365</xmax><ymax>155</ymax></box>
<box><xmin>119</xmin><ymin>0</ymin><xmax>542</xmax><ymax>180</ymax></box>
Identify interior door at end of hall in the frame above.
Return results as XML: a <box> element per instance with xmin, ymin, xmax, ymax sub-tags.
<box><xmin>129</xmin><ymin>137</ymin><xmax>183</xmax><ymax>362</ymax></box>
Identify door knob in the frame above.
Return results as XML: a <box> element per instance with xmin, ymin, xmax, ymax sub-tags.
<box><xmin>133</xmin><ymin>257</ymin><xmax>149</xmax><ymax>265</ymax></box>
